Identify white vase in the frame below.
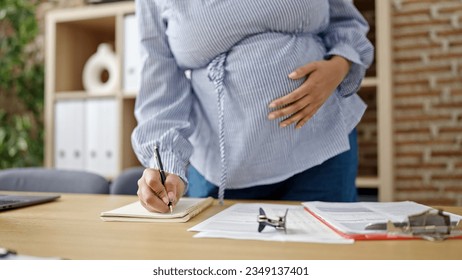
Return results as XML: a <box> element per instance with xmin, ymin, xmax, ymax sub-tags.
<box><xmin>82</xmin><ymin>43</ymin><xmax>119</xmax><ymax>94</ymax></box>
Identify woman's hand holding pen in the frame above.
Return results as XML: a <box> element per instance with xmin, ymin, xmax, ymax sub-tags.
<box><xmin>137</xmin><ymin>168</ymin><xmax>185</xmax><ymax>213</ymax></box>
<box><xmin>268</xmin><ymin>55</ymin><xmax>351</xmax><ymax>129</ymax></box>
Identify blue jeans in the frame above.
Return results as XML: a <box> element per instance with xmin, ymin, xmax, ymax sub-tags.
<box><xmin>186</xmin><ymin>129</ymin><xmax>358</xmax><ymax>202</ymax></box>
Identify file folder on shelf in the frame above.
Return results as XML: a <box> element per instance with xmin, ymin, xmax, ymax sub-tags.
<box><xmin>85</xmin><ymin>98</ymin><xmax>119</xmax><ymax>178</ymax></box>
<box><xmin>123</xmin><ymin>14</ymin><xmax>141</xmax><ymax>92</ymax></box>
<box><xmin>54</xmin><ymin>100</ymin><xmax>85</xmax><ymax>170</ymax></box>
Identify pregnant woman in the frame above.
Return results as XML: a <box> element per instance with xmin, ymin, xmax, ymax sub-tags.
<box><xmin>132</xmin><ymin>0</ymin><xmax>374</xmax><ymax>213</ymax></box>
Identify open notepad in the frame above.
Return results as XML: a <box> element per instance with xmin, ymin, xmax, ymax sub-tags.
<box><xmin>100</xmin><ymin>197</ymin><xmax>214</xmax><ymax>223</ymax></box>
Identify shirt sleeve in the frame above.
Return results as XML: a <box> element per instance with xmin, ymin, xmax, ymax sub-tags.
<box><xmin>320</xmin><ymin>0</ymin><xmax>374</xmax><ymax>97</ymax></box>
<box><xmin>131</xmin><ymin>0</ymin><xmax>194</xmax><ymax>184</ymax></box>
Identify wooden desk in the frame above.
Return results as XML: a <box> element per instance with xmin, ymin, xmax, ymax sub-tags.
<box><xmin>1</xmin><ymin>192</ymin><xmax>461</xmax><ymax>260</ymax></box>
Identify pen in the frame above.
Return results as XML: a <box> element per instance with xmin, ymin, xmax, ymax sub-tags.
<box><xmin>153</xmin><ymin>144</ymin><xmax>173</xmax><ymax>213</ymax></box>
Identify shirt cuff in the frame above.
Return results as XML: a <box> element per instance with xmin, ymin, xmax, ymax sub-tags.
<box><xmin>325</xmin><ymin>43</ymin><xmax>367</xmax><ymax>98</ymax></box>
<box><xmin>148</xmin><ymin>150</ymin><xmax>189</xmax><ymax>195</ymax></box>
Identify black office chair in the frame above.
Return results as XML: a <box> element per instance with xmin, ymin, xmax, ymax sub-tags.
<box><xmin>109</xmin><ymin>166</ymin><xmax>144</xmax><ymax>195</ymax></box>
<box><xmin>0</xmin><ymin>167</ymin><xmax>110</xmax><ymax>194</ymax></box>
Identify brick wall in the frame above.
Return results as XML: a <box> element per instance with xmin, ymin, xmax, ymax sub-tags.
<box><xmin>392</xmin><ymin>0</ymin><xmax>462</xmax><ymax>205</ymax></box>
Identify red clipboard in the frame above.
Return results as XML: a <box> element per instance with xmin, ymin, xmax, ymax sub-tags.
<box><xmin>305</xmin><ymin>207</ymin><xmax>425</xmax><ymax>241</ymax></box>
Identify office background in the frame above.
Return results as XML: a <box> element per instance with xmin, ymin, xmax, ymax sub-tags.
<box><xmin>1</xmin><ymin>0</ymin><xmax>461</xmax><ymax>206</ymax></box>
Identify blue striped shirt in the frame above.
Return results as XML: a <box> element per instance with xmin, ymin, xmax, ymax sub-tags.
<box><xmin>132</xmin><ymin>0</ymin><xmax>374</xmax><ymax>199</ymax></box>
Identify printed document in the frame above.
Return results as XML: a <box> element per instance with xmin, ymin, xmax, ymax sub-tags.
<box><xmin>188</xmin><ymin>203</ymin><xmax>353</xmax><ymax>244</ymax></box>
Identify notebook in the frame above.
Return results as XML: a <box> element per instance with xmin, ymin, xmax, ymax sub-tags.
<box><xmin>0</xmin><ymin>194</ymin><xmax>61</xmax><ymax>211</ymax></box>
<box><xmin>100</xmin><ymin>197</ymin><xmax>214</xmax><ymax>223</ymax></box>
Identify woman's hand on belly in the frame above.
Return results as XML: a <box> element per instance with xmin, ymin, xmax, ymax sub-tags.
<box><xmin>267</xmin><ymin>55</ymin><xmax>351</xmax><ymax>129</ymax></box>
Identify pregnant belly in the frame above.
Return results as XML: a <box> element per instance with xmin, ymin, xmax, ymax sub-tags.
<box><xmin>224</xmin><ymin>32</ymin><xmax>325</xmax><ymax>113</ymax></box>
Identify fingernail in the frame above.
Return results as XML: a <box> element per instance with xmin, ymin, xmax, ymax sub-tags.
<box><xmin>168</xmin><ymin>192</ymin><xmax>175</xmax><ymax>202</ymax></box>
<box><xmin>269</xmin><ymin>102</ymin><xmax>276</xmax><ymax>108</ymax></box>
<box><xmin>162</xmin><ymin>196</ymin><xmax>169</xmax><ymax>205</ymax></box>
<box><xmin>288</xmin><ymin>72</ymin><xmax>297</xmax><ymax>79</ymax></box>
<box><xmin>280</xmin><ymin>123</ymin><xmax>287</xmax><ymax>128</ymax></box>
<box><xmin>268</xmin><ymin>113</ymin><xmax>275</xmax><ymax>120</ymax></box>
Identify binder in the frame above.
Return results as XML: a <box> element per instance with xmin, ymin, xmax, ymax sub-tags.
<box><xmin>85</xmin><ymin>98</ymin><xmax>119</xmax><ymax>178</ymax></box>
<box><xmin>100</xmin><ymin>98</ymin><xmax>119</xmax><ymax>177</ymax></box>
<box><xmin>84</xmin><ymin>99</ymin><xmax>101</xmax><ymax>175</ymax></box>
<box><xmin>54</xmin><ymin>100</ymin><xmax>85</xmax><ymax>170</ymax></box>
<box><xmin>54</xmin><ymin>98</ymin><xmax>119</xmax><ymax>178</ymax></box>
<box><xmin>123</xmin><ymin>14</ymin><xmax>141</xmax><ymax>92</ymax></box>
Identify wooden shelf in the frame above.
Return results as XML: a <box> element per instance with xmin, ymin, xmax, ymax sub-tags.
<box><xmin>354</xmin><ymin>0</ymin><xmax>394</xmax><ymax>201</ymax></box>
<box><xmin>356</xmin><ymin>176</ymin><xmax>380</xmax><ymax>188</ymax></box>
<box><xmin>54</xmin><ymin>91</ymin><xmax>118</xmax><ymax>100</ymax></box>
<box><xmin>122</xmin><ymin>91</ymin><xmax>137</xmax><ymax>99</ymax></box>
<box><xmin>45</xmin><ymin>2</ymin><xmax>140</xmax><ymax>178</ymax></box>
<box><xmin>361</xmin><ymin>77</ymin><xmax>378</xmax><ymax>88</ymax></box>
<box><xmin>48</xmin><ymin>1</ymin><xmax>134</xmax><ymax>22</ymax></box>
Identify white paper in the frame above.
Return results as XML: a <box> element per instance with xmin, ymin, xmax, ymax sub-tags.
<box><xmin>188</xmin><ymin>203</ymin><xmax>353</xmax><ymax>244</ymax></box>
